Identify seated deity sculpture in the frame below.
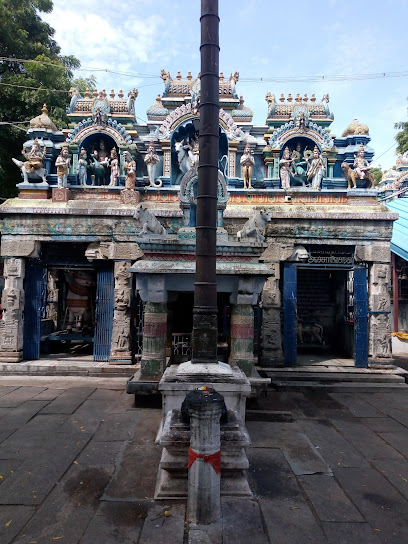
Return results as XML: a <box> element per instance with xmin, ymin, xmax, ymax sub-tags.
<box><xmin>353</xmin><ymin>144</ymin><xmax>371</xmax><ymax>180</ymax></box>
<box><xmin>12</xmin><ymin>138</ymin><xmax>47</xmax><ymax>183</ymax></box>
<box><xmin>90</xmin><ymin>139</ymin><xmax>110</xmax><ymax>185</ymax></box>
<box><xmin>306</xmin><ymin>146</ymin><xmax>325</xmax><ymax>190</ymax></box>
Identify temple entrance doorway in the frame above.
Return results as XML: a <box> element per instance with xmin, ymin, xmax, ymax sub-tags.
<box><xmin>167</xmin><ymin>291</ymin><xmax>231</xmax><ymax>364</ymax></box>
<box><xmin>296</xmin><ymin>268</ymin><xmax>353</xmax><ymax>359</ymax></box>
<box><xmin>283</xmin><ymin>263</ymin><xmax>367</xmax><ymax>367</ymax></box>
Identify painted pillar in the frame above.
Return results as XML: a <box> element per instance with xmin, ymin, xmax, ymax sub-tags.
<box><xmin>228</xmin><ymin>142</ymin><xmax>238</xmax><ymax>178</ymax></box>
<box><xmin>272</xmin><ymin>149</ymin><xmax>280</xmax><ymax>179</ymax></box>
<box><xmin>140</xmin><ymin>302</ymin><xmax>168</xmax><ymax>378</ymax></box>
<box><xmin>109</xmin><ymin>261</ymin><xmax>132</xmax><ymax>364</ymax></box>
<box><xmin>161</xmin><ymin>141</ymin><xmax>171</xmax><ymax>178</ymax></box>
<box><xmin>261</xmin><ymin>266</ymin><xmax>283</xmax><ymax>365</ymax></box>
<box><xmin>46</xmin><ymin>269</ymin><xmax>59</xmax><ymax>329</ymax></box>
<box><xmin>186</xmin><ymin>388</ymin><xmax>223</xmax><ymax>525</ymax></box>
<box><xmin>0</xmin><ymin>258</ymin><xmax>25</xmax><ymax>362</ymax></box>
<box><xmin>228</xmin><ymin>304</ymin><xmax>256</xmax><ymax>376</ymax></box>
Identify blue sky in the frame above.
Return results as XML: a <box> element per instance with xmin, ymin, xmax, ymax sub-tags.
<box><xmin>44</xmin><ymin>0</ymin><xmax>408</xmax><ymax>170</ymax></box>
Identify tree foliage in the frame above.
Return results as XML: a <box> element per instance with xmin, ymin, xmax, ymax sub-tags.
<box><xmin>0</xmin><ymin>0</ymin><xmax>94</xmax><ymax>198</ymax></box>
<box><xmin>395</xmin><ymin>98</ymin><xmax>408</xmax><ymax>155</ymax></box>
<box><xmin>370</xmin><ymin>167</ymin><xmax>383</xmax><ymax>186</ymax></box>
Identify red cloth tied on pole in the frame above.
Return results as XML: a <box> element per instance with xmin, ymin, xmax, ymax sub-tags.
<box><xmin>187</xmin><ymin>447</ymin><xmax>221</xmax><ymax>475</ymax></box>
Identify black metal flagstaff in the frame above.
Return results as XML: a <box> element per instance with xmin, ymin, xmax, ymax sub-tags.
<box><xmin>191</xmin><ymin>0</ymin><xmax>220</xmax><ymax>364</ymax></box>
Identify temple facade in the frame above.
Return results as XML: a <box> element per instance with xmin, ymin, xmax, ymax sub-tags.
<box><xmin>0</xmin><ymin>71</ymin><xmax>398</xmax><ymax>384</ymax></box>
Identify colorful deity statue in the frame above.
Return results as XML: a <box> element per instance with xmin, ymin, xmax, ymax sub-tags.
<box><xmin>144</xmin><ymin>141</ymin><xmax>162</xmax><ymax>187</ymax></box>
<box><xmin>354</xmin><ymin>144</ymin><xmax>371</xmax><ymax>180</ymax></box>
<box><xmin>12</xmin><ymin>138</ymin><xmax>47</xmax><ymax>183</ymax></box>
<box><xmin>123</xmin><ymin>151</ymin><xmax>136</xmax><ymax>190</ymax></box>
<box><xmin>279</xmin><ymin>147</ymin><xmax>293</xmax><ymax>189</ymax></box>
<box><xmin>77</xmin><ymin>148</ymin><xmax>89</xmax><ymax>185</ymax></box>
<box><xmin>307</xmin><ymin>146</ymin><xmax>325</xmax><ymax>190</ymax></box>
<box><xmin>240</xmin><ymin>142</ymin><xmax>255</xmax><ymax>189</ymax></box>
<box><xmin>109</xmin><ymin>148</ymin><xmax>119</xmax><ymax>186</ymax></box>
<box><xmin>291</xmin><ymin>142</ymin><xmax>308</xmax><ymax>178</ymax></box>
<box><xmin>55</xmin><ymin>145</ymin><xmax>70</xmax><ymax>188</ymax></box>
<box><xmin>90</xmin><ymin>139</ymin><xmax>110</xmax><ymax>185</ymax></box>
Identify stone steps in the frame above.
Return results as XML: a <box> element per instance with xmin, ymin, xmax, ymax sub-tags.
<box><xmin>260</xmin><ymin>371</ymin><xmax>407</xmax><ymax>383</ymax></box>
<box><xmin>271</xmin><ymin>380</ymin><xmax>408</xmax><ymax>393</ymax></box>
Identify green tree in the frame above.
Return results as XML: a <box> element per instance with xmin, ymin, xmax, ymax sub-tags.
<box><xmin>395</xmin><ymin>98</ymin><xmax>408</xmax><ymax>155</ymax></box>
<box><xmin>370</xmin><ymin>167</ymin><xmax>383</xmax><ymax>186</ymax></box>
<box><xmin>0</xmin><ymin>0</ymin><xmax>89</xmax><ymax>198</ymax></box>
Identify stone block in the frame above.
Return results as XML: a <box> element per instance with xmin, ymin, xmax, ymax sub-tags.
<box><xmin>355</xmin><ymin>243</ymin><xmax>391</xmax><ymax>263</ymax></box>
<box><xmin>260</xmin><ymin>240</ymin><xmax>294</xmax><ymax>263</ymax></box>
<box><xmin>1</xmin><ymin>239</ymin><xmax>39</xmax><ymax>258</ymax></box>
<box><xmin>52</xmin><ymin>187</ymin><xmax>70</xmax><ymax>202</ymax></box>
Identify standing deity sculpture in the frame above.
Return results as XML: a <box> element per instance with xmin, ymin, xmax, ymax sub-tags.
<box><xmin>307</xmin><ymin>146</ymin><xmax>325</xmax><ymax>190</ymax></box>
<box><xmin>354</xmin><ymin>144</ymin><xmax>371</xmax><ymax>180</ymax></box>
<box><xmin>12</xmin><ymin>138</ymin><xmax>47</xmax><ymax>183</ymax></box>
<box><xmin>123</xmin><ymin>151</ymin><xmax>136</xmax><ymax>190</ymax></box>
<box><xmin>175</xmin><ymin>135</ymin><xmax>198</xmax><ymax>175</ymax></box>
<box><xmin>291</xmin><ymin>143</ymin><xmax>308</xmax><ymax>178</ymax></box>
<box><xmin>108</xmin><ymin>148</ymin><xmax>119</xmax><ymax>186</ymax></box>
<box><xmin>240</xmin><ymin>142</ymin><xmax>255</xmax><ymax>189</ymax></box>
<box><xmin>144</xmin><ymin>141</ymin><xmax>162</xmax><ymax>187</ymax></box>
<box><xmin>77</xmin><ymin>148</ymin><xmax>89</xmax><ymax>185</ymax></box>
<box><xmin>279</xmin><ymin>147</ymin><xmax>293</xmax><ymax>189</ymax></box>
<box><xmin>55</xmin><ymin>145</ymin><xmax>70</xmax><ymax>187</ymax></box>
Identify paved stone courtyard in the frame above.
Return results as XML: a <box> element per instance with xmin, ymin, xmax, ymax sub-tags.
<box><xmin>0</xmin><ymin>376</ymin><xmax>408</xmax><ymax>543</ymax></box>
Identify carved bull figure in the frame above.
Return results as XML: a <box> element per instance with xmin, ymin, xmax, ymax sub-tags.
<box><xmin>237</xmin><ymin>209</ymin><xmax>272</xmax><ymax>242</ymax></box>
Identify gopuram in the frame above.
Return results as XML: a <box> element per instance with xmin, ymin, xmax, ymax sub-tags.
<box><xmin>0</xmin><ymin>73</ymin><xmax>398</xmax><ymax>387</ymax></box>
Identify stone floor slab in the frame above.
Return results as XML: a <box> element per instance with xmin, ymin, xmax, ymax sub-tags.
<box><xmin>371</xmin><ymin>459</ymin><xmax>408</xmax><ymax>501</ymax></box>
<box><xmin>0</xmin><ymin>400</ymin><xmax>49</xmax><ymax>430</ymax></box>
<box><xmin>138</xmin><ymin>503</ymin><xmax>186</xmax><ymax>544</ymax></box>
<box><xmin>334</xmin><ymin>466</ymin><xmax>408</xmax><ymax>544</ymax></box>
<box><xmin>39</xmin><ymin>387</ymin><xmax>96</xmax><ymax>414</ymax></box>
<box><xmin>79</xmin><ymin>500</ymin><xmax>146</xmax><ymax>544</ymax></box>
<box><xmin>221</xmin><ymin>498</ymin><xmax>269</xmax><ymax>544</ymax></box>
<box><xmin>0</xmin><ymin>387</ymin><xmax>47</xmax><ymax>408</ymax></box>
<box><xmin>378</xmin><ymin>431</ymin><xmax>408</xmax><ymax>457</ymax></box>
<box><xmin>330</xmin><ymin>393</ymin><xmax>386</xmax><ymax>418</ymax></box>
<box><xmin>259</xmin><ymin>498</ymin><xmax>327</xmax><ymax>544</ymax></box>
<box><xmin>12</xmin><ymin>464</ymin><xmax>113</xmax><ymax>544</ymax></box>
<box><xmin>31</xmin><ymin>388</ymin><xmax>64</xmax><ymax>401</ymax></box>
<box><xmin>76</xmin><ymin>440</ymin><xmax>124</xmax><ymax>468</ymax></box>
<box><xmin>92</xmin><ymin>411</ymin><xmax>141</xmax><ymax>442</ymax></box>
<box><xmin>0</xmin><ymin>386</ymin><xmax>19</xmax><ymax>398</ymax></box>
<box><xmin>299</xmin><ymin>419</ymin><xmax>369</xmax><ymax>468</ymax></box>
<box><xmin>364</xmin><ymin>417</ymin><xmax>408</xmax><ymax>433</ymax></box>
<box><xmin>330</xmin><ymin>418</ymin><xmax>404</xmax><ymax>460</ymax></box>
<box><xmin>298</xmin><ymin>474</ymin><xmax>364</xmax><ymax>522</ymax></box>
<box><xmin>321</xmin><ymin>522</ymin><xmax>383</xmax><ymax>544</ymax></box>
<box><xmin>57</xmin><ymin>399</ymin><xmax>113</xmax><ymax>435</ymax></box>
<box><xmin>103</xmin><ymin>409</ymin><xmax>162</xmax><ymax>501</ymax></box>
<box><xmin>0</xmin><ymin>505</ymin><xmax>36</xmax><ymax>544</ymax></box>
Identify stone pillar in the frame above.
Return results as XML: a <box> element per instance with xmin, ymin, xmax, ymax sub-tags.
<box><xmin>46</xmin><ymin>269</ymin><xmax>59</xmax><ymax>329</ymax></box>
<box><xmin>109</xmin><ymin>261</ymin><xmax>132</xmax><ymax>364</ymax></box>
<box><xmin>186</xmin><ymin>388</ymin><xmax>223</xmax><ymax>525</ymax></box>
<box><xmin>368</xmin><ymin>263</ymin><xmax>393</xmax><ymax>362</ymax></box>
<box><xmin>229</xmin><ymin>304</ymin><xmax>256</xmax><ymax>376</ymax></box>
<box><xmin>261</xmin><ymin>269</ymin><xmax>283</xmax><ymax>364</ymax></box>
<box><xmin>0</xmin><ymin>258</ymin><xmax>25</xmax><ymax>362</ymax></box>
<box><xmin>140</xmin><ymin>302</ymin><xmax>167</xmax><ymax>378</ymax></box>
<box><xmin>272</xmin><ymin>149</ymin><xmax>280</xmax><ymax>178</ymax></box>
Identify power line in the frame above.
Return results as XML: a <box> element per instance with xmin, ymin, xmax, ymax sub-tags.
<box><xmin>2</xmin><ymin>57</ymin><xmax>408</xmax><ymax>83</ymax></box>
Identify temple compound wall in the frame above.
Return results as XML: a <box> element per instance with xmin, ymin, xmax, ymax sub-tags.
<box><xmin>0</xmin><ymin>71</ymin><xmax>398</xmax><ymax>377</ymax></box>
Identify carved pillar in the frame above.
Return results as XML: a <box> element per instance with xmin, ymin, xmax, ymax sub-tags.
<box><xmin>228</xmin><ymin>141</ymin><xmax>238</xmax><ymax>178</ymax></box>
<box><xmin>261</xmin><ymin>267</ymin><xmax>283</xmax><ymax>364</ymax></box>
<box><xmin>368</xmin><ymin>263</ymin><xmax>392</xmax><ymax>362</ymax></box>
<box><xmin>228</xmin><ymin>304</ymin><xmax>256</xmax><ymax>376</ymax></box>
<box><xmin>0</xmin><ymin>258</ymin><xmax>25</xmax><ymax>362</ymax></box>
<box><xmin>161</xmin><ymin>140</ymin><xmax>171</xmax><ymax>178</ymax></box>
<box><xmin>272</xmin><ymin>149</ymin><xmax>280</xmax><ymax>179</ymax></box>
<box><xmin>140</xmin><ymin>302</ymin><xmax>168</xmax><ymax>378</ymax></box>
<box><xmin>109</xmin><ymin>261</ymin><xmax>132</xmax><ymax>364</ymax></box>
<box><xmin>46</xmin><ymin>269</ymin><xmax>59</xmax><ymax>329</ymax></box>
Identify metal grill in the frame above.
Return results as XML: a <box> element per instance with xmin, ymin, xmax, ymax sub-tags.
<box><xmin>23</xmin><ymin>262</ymin><xmax>47</xmax><ymax>360</ymax></box>
<box><xmin>93</xmin><ymin>266</ymin><xmax>114</xmax><ymax>362</ymax></box>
